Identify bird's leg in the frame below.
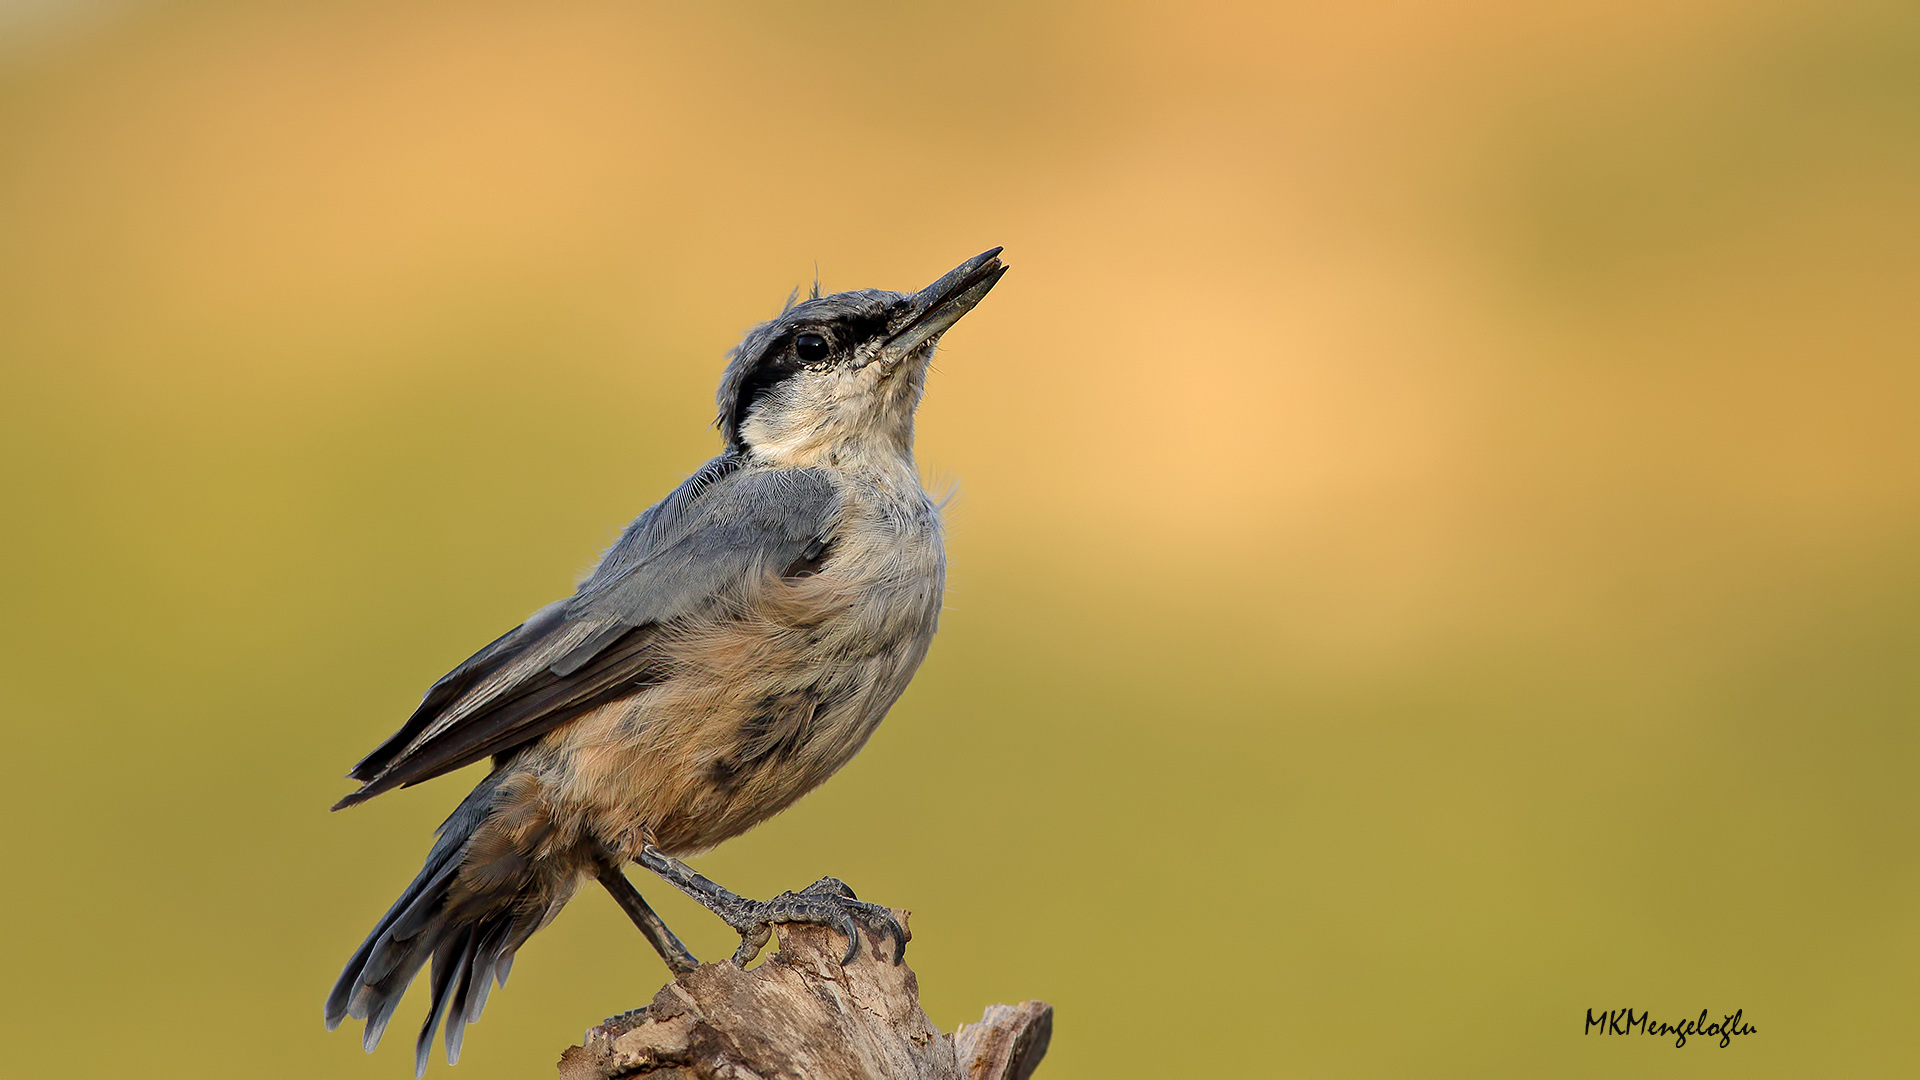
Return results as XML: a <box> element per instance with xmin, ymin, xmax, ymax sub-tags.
<box><xmin>595</xmin><ymin>863</ymin><xmax>700</xmax><ymax>974</ymax></box>
<box><xmin>636</xmin><ymin>845</ymin><xmax>907</xmax><ymax>967</ymax></box>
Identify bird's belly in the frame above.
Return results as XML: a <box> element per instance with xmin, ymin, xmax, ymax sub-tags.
<box><xmin>545</xmin><ymin>537</ymin><xmax>942</xmax><ymax>858</ymax></box>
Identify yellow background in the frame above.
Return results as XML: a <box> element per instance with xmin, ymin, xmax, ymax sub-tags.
<box><xmin>2</xmin><ymin>1</ymin><xmax>1916</xmax><ymax>1076</ymax></box>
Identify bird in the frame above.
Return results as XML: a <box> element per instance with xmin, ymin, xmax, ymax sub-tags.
<box><xmin>324</xmin><ymin>248</ymin><xmax>1007</xmax><ymax>1075</ymax></box>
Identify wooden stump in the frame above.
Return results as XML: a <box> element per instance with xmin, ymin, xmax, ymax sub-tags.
<box><xmin>557</xmin><ymin>912</ymin><xmax>1051</xmax><ymax>1080</ymax></box>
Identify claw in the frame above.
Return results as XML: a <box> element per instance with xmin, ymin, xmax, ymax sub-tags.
<box><xmin>875</xmin><ymin>909</ymin><xmax>908</xmax><ymax>964</ymax></box>
<box><xmin>838</xmin><ymin>896</ymin><xmax>907</xmax><ymax>964</ymax></box>
<box><xmin>836</xmin><ymin>913</ymin><xmax>863</xmax><ymax>964</ymax></box>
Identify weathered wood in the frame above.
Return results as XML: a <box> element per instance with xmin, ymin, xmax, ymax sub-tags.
<box><xmin>557</xmin><ymin>912</ymin><xmax>1052</xmax><ymax>1080</ymax></box>
<box><xmin>953</xmin><ymin>1002</ymin><xmax>1052</xmax><ymax>1080</ymax></box>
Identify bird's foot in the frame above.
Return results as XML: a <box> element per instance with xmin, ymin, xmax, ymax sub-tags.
<box><xmin>636</xmin><ymin>847</ymin><xmax>906</xmax><ymax>968</ymax></box>
<box><xmin>721</xmin><ymin>876</ymin><xmax>907</xmax><ymax>966</ymax></box>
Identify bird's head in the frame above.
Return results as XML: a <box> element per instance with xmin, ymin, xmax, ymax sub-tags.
<box><xmin>716</xmin><ymin>248</ymin><xmax>1006</xmax><ymax>468</ymax></box>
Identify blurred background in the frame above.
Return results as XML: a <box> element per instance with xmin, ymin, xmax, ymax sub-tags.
<box><xmin>1</xmin><ymin>0</ymin><xmax>1916</xmax><ymax>1076</ymax></box>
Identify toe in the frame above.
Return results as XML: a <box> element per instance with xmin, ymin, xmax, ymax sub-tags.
<box><xmin>875</xmin><ymin>912</ymin><xmax>907</xmax><ymax>963</ymax></box>
<box><xmin>802</xmin><ymin>876</ymin><xmax>857</xmax><ymax>900</ymax></box>
<box><xmin>844</xmin><ymin>901</ymin><xmax>908</xmax><ymax>964</ymax></box>
<box><xmin>730</xmin><ymin>923</ymin><xmax>771</xmax><ymax>967</ymax></box>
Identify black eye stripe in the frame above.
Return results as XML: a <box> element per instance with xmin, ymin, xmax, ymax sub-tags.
<box><xmin>724</xmin><ymin>308</ymin><xmax>897</xmax><ymax>445</ymax></box>
<box><xmin>733</xmin><ymin>350</ymin><xmax>801</xmax><ymax>429</ymax></box>
<box><xmin>733</xmin><ymin>326</ymin><xmax>827</xmax><ymax>423</ymax></box>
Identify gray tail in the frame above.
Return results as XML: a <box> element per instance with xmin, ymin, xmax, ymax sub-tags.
<box><xmin>324</xmin><ymin>771</ymin><xmax>554</xmax><ymax>1077</ymax></box>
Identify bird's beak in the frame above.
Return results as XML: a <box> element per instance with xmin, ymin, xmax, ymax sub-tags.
<box><xmin>883</xmin><ymin>247</ymin><xmax>1007</xmax><ymax>360</ymax></box>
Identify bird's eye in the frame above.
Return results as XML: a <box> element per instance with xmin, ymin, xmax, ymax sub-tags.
<box><xmin>794</xmin><ymin>332</ymin><xmax>830</xmax><ymax>364</ymax></box>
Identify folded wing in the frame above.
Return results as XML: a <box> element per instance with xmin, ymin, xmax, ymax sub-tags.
<box><xmin>333</xmin><ymin>460</ymin><xmax>840</xmax><ymax>810</ymax></box>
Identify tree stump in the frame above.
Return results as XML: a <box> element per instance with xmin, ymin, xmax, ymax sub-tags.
<box><xmin>556</xmin><ymin>911</ymin><xmax>1052</xmax><ymax>1080</ymax></box>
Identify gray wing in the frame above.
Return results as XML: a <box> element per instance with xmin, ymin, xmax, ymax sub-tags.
<box><xmin>333</xmin><ymin>459</ymin><xmax>840</xmax><ymax>810</ymax></box>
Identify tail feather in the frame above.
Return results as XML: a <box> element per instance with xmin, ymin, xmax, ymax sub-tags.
<box><xmin>324</xmin><ymin>849</ymin><xmax>461</xmax><ymax>1030</ymax></box>
<box><xmin>445</xmin><ymin>972</ymin><xmax>475</xmax><ymax>1064</ymax></box>
<box><xmin>462</xmin><ymin>920</ymin><xmax>512</xmax><ymax>1023</ymax></box>
<box><xmin>416</xmin><ymin>927</ymin><xmax>474</xmax><ymax>1078</ymax></box>
<box><xmin>449</xmin><ymin>917</ymin><xmax>519</xmax><ymax>1050</ymax></box>
<box><xmin>326</xmin><ymin>770</ymin><xmax>577</xmax><ymax>1073</ymax></box>
<box><xmin>360</xmin><ymin>859</ymin><xmax>464</xmax><ymax>990</ymax></box>
<box><xmin>364</xmin><ymin>982</ymin><xmax>410</xmax><ymax>1053</ymax></box>
<box><xmin>444</xmin><ymin>931</ymin><xmax>489</xmax><ymax>1064</ymax></box>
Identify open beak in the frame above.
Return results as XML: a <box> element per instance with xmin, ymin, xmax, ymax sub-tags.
<box><xmin>884</xmin><ymin>247</ymin><xmax>1008</xmax><ymax>358</ymax></box>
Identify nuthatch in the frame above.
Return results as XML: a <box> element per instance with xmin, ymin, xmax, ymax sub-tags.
<box><xmin>324</xmin><ymin>249</ymin><xmax>1007</xmax><ymax>1074</ymax></box>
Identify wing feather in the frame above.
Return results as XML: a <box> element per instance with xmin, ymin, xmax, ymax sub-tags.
<box><xmin>333</xmin><ymin>457</ymin><xmax>839</xmax><ymax>810</ymax></box>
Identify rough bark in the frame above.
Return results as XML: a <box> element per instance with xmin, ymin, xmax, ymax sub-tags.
<box><xmin>557</xmin><ymin>912</ymin><xmax>1051</xmax><ymax>1080</ymax></box>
